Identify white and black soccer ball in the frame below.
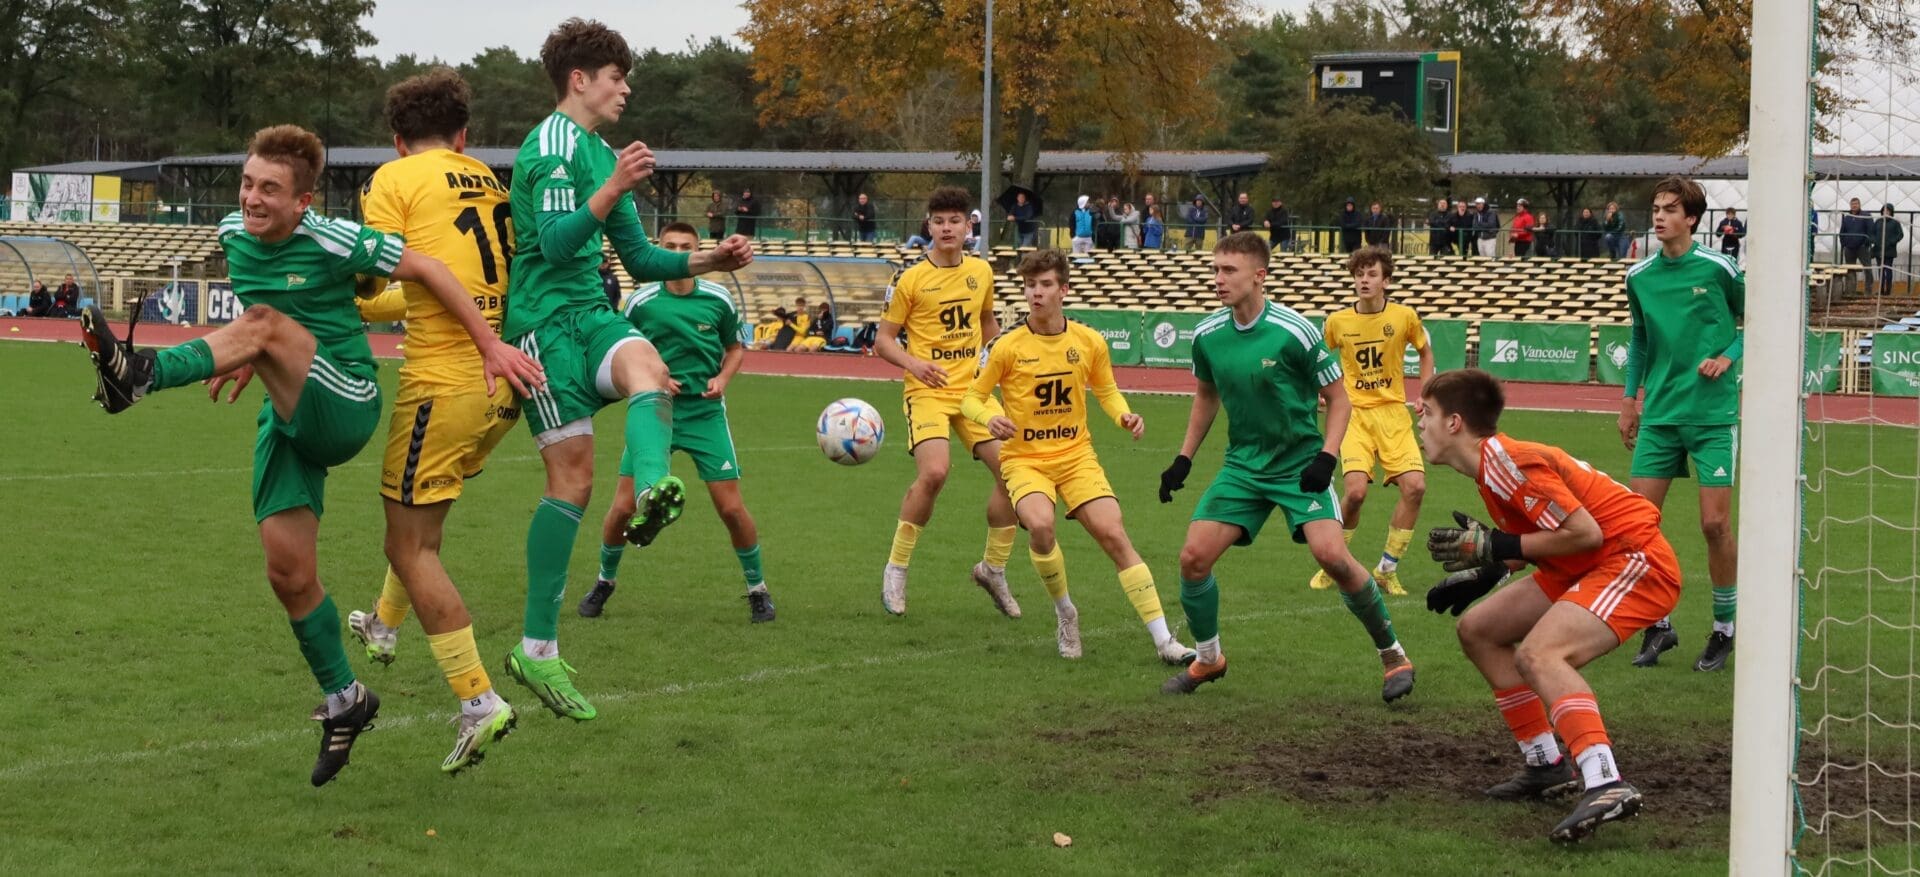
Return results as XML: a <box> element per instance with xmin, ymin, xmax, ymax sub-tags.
<box><xmin>817</xmin><ymin>398</ymin><xmax>885</xmax><ymax>466</ymax></box>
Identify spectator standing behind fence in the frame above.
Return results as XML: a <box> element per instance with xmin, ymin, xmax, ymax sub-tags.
<box><xmin>1716</xmin><ymin>208</ymin><xmax>1746</xmax><ymax>260</ymax></box>
<box><xmin>1450</xmin><ymin>199</ymin><xmax>1471</xmax><ymax>254</ymax></box>
<box><xmin>1428</xmin><ymin>197</ymin><xmax>1453</xmax><ymax>255</ymax></box>
<box><xmin>707</xmin><ymin>191</ymin><xmax>728</xmax><ymax>240</ymax></box>
<box><xmin>1185</xmin><ymin>196</ymin><xmax>1208</xmax><ymax>250</ymax></box>
<box><xmin>1072</xmin><ymin>195</ymin><xmax>1096</xmax><ymax>255</ymax></box>
<box><xmin>1363</xmin><ymin>201</ymin><xmax>1392</xmax><ymax>250</ymax></box>
<box><xmin>26</xmin><ymin>280</ymin><xmax>50</xmax><ymax>316</ymax></box>
<box><xmin>1227</xmin><ymin>192</ymin><xmax>1254</xmax><ymax>235</ymax></box>
<box><xmin>1577</xmin><ymin>207</ymin><xmax>1603</xmax><ymax>258</ymax></box>
<box><xmin>1339</xmin><ymin>197</ymin><xmax>1363</xmax><ymax>253</ymax></box>
<box><xmin>1509</xmin><ymin>198</ymin><xmax>1537</xmax><ymax>258</ymax></box>
<box><xmin>1473</xmin><ymin>197</ymin><xmax>1500</xmax><ymax>258</ymax></box>
<box><xmin>1142</xmin><ymin>205</ymin><xmax>1165</xmax><ymax>250</ymax></box>
<box><xmin>735</xmin><ymin>187</ymin><xmax>761</xmax><ymax>238</ymax></box>
<box><xmin>1099</xmin><ymin>196</ymin><xmax>1124</xmax><ymax>250</ymax></box>
<box><xmin>51</xmin><ymin>274</ymin><xmax>80</xmax><ymax>317</ymax></box>
<box><xmin>1120</xmin><ymin>202</ymin><xmax>1141</xmax><ymax>249</ymax></box>
<box><xmin>854</xmin><ymin>193</ymin><xmax>877</xmax><ymax>243</ymax></box>
<box><xmin>1008</xmin><ymin>191</ymin><xmax>1039</xmax><ymax>247</ymax></box>
<box><xmin>1841</xmin><ymin>197</ymin><xmax>1873</xmax><ymax>269</ymax></box>
<box><xmin>1265</xmin><ymin>196</ymin><xmax>1291</xmax><ymax>251</ymax></box>
<box><xmin>1875</xmin><ymin>204</ymin><xmax>1904</xmax><ymax>292</ymax></box>
<box><xmin>1603</xmin><ymin>201</ymin><xmax>1628</xmax><ymax>259</ymax></box>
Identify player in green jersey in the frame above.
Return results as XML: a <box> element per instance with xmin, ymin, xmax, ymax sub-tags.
<box><xmin>581</xmin><ymin>222</ymin><xmax>773</xmax><ymax>624</ymax></box>
<box><xmin>78</xmin><ymin>124</ymin><xmax>543</xmax><ymax>786</ymax></box>
<box><xmin>1617</xmin><ymin>175</ymin><xmax>1745</xmax><ymax>672</ymax></box>
<box><xmin>1157</xmin><ymin>232</ymin><xmax>1416</xmax><ymax>702</ymax></box>
<box><xmin>501</xmin><ymin>19</ymin><xmax>753</xmax><ymax>722</ymax></box>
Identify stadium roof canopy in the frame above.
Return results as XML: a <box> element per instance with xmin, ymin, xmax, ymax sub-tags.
<box><xmin>158</xmin><ymin>148</ymin><xmax>1272</xmax><ymax>179</ymax></box>
<box><xmin>13</xmin><ymin>160</ymin><xmax>162</xmax><ymax>181</ymax></box>
<box><xmin>1441</xmin><ymin>152</ymin><xmax>1920</xmax><ymax>181</ymax></box>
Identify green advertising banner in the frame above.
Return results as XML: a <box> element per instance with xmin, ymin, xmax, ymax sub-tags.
<box><xmin>1065</xmin><ymin>308</ymin><xmax>1144</xmax><ymax>366</ymax></box>
<box><xmin>1871</xmin><ymin>331</ymin><xmax>1920</xmax><ymax>397</ymax></box>
<box><xmin>1594</xmin><ymin>324</ymin><xmax>1633</xmax><ymax>385</ymax></box>
<box><xmin>1141</xmin><ymin>311</ymin><xmax>1208</xmax><ymax>368</ymax></box>
<box><xmin>1478</xmin><ymin>321</ymin><xmax>1592</xmax><ymax>383</ymax></box>
<box><xmin>1806</xmin><ymin>330</ymin><xmax>1846</xmax><ymax>394</ymax></box>
<box><xmin>1407</xmin><ymin>318</ymin><xmax>1468</xmax><ymax>375</ymax></box>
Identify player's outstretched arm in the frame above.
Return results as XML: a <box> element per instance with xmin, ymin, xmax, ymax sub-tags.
<box><xmin>390</xmin><ymin>248</ymin><xmax>545</xmax><ymax>396</ymax></box>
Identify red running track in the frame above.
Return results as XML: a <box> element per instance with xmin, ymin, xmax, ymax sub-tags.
<box><xmin>4</xmin><ymin>315</ymin><xmax>1907</xmax><ymax>425</ymax></box>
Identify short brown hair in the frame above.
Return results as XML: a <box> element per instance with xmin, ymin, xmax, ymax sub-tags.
<box><xmin>247</xmin><ymin>125</ymin><xmax>325</xmax><ymax>193</ymax></box>
<box><xmin>1214</xmin><ymin>230</ymin><xmax>1271</xmax><ymax>266</ymax></box>
<box><xmin>1420</xmin><ymin>369</ymin><xmax>1505</xmax><ymax>435</ymax></box>
<box><xmin>1652</xmin><ymin>175</ymin><xmax>1707</xmax><ymax>232</ymax></box>
<box><xmin>1017</xmin><ymin>249</ymin><xmax>1070</xmax><ymax>286</ymax></box>
<box><xmin>541</xmin><ymin>18</ymin><xmax>632</xmax><ymax>103</ymax></box>
<box><xmin>1346</xmin><ymin>245</ymin><xmax>1394</xmax><ymax>280</ymax></box>
<box><xmin>659</xmin><ymin>221</ymin><xmax>699</xmax><ymax>239</ymax></box>
<box><xmin>385</xmin><ymin>68</ymin><xmax>471</xmax><ymax>145</ymax></box>
<box><xmin>927</xmin><ymin>185</ymin><xmax>971</xmax><ymax>216</ymax></box>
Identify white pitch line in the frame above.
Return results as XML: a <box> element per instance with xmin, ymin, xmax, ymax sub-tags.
<box><xmin>0</xmin><ymin>604</ymin><xmax>1341</xmax><ymax>782</ymax></box>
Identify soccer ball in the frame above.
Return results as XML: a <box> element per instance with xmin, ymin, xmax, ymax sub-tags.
<box><xmin>817</xmin><ymin>398</ymin><xmax>885</xmax><ymax>466</ymax></box>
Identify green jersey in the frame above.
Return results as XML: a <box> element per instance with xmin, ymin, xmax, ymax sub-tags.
<box><xmin>217</xmin><ymin>209</ymin><xmax>403</xmax><ymax>379</ymax></box>
<box><xmin>1191</xmin><ymin>301</ymin><xmax>1342</xmax><ymax>474</ymax></box>
<box><xmin>1623</xmin><ymin>243</ymin><xmax>1745</xmax><ymax>425</ymax></box>
<box><xmin>502</xmin><ymin>111</ymin><xmax>693</xmax><ymax>339</ymax></box>
<box><xmin>623</xmin><ymin>279</ymin><xmax>742</xmax><ymax>406</ymax></box>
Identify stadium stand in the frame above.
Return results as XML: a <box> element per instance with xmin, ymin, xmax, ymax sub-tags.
<box><xmin>0</xmin><ymin>220</ymin><xmax>222</xmax><ymax>278</ymax></box>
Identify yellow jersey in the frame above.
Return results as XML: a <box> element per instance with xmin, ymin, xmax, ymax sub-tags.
<box><xmin>881</xmin><ymin>254</ymin><xmax>996</xmax><ymax>395</ymax></box>
<box><xmin>964</xmin><ymin>320</ymin><xmax>1131</xmax><ymax>461</ymax></box>
<box><xmin>1323</xmin><ymin>302</ymin><xmax>1428</xmax><ymax>408</ymax></box>
<box><xmin>357</xmin><ymin>147</ymin><xmax>512</xmax><ymax>388</ymax></box>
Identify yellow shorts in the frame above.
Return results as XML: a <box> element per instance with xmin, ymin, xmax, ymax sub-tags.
<box><xmin>1002</xmin><ymin>451</ymin><xmax>1115</xmax><ymax>517</ymax></box>
<box><xmin>904</xmin><ymin>392</ymin><xmax>1001</xmax><ymax>454</ymax></box>
<box><xmin>1340</xmin><ymin>403</ymin><xmax>1424</xmax><ymax>483</ymax></box>
<box><xmin>380</xmin><ymin>379</ymin><xmax>521</xmax><ymax>505</ymax></box>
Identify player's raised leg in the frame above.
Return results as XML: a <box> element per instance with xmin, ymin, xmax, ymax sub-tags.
<box><xmin>1017</xmin><ymin>492</ymin><xmax>1080</xmax><ymax>658</ymax></box>
<box><xmin>972</xmin><ymin>438</ymin><xmax>1023</xmax><ymax>618</ymax></box>
<box><xmin>1307</xmin><ymin>517</ymin><xmax>1415</xmax><ymax>702</ymax></box>
<box><xmin>1074</xmin><ymin>496</ymin><xmax>1194</xmax><ymax>664</ymax></box>
<box><xmin>1164</xmin><ymin>520</ymin><xmax>1239</xmax><ymax>692</ymax></box>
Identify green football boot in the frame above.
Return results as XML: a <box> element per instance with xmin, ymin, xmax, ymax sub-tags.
<box><xmin>504</xmin><ymin>646</ymin><xmax>597</xmax><ymax>721</ymax></box>
<box><xmin>623</xmin><ymin>475</ymin><xmax>686</xmax><ymax>547</ymax></box>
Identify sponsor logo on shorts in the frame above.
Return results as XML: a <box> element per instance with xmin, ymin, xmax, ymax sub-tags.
<box><xmin>488</xmin><ymin>404</ymin><xmax>521</xmax><ymax>422</ymax></box>
<box><xmin>422</xmin><ymin>476</ymin><xmax>457</xmax><ymax>490</ymax></box>
<box><xmin>1307</xmin><ymin>500</ymin><xmax>1323</xmax><ymax>511</ymax></box>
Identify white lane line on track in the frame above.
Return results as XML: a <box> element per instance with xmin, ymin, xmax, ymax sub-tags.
<box><xmin>0</xmin><ymin>604</ymin><xmax>1342</xmax><ymax>781</ymax></box>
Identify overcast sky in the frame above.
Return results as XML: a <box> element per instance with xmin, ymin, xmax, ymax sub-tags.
<box><xmin>367</xmin><ymin>1</ymin><xmax>1318</xmax><ymax>63</ymax></box>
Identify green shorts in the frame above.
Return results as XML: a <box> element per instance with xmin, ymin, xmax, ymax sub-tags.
<box><xmin>1192</xmin><ymin>462</ymin><xmax>1341</xmax><ymax>546</ymax></box>
<box><xmin>1630</xmin><ymin>423</ymin><xmax>1737</xmax><ymax>487</ymax></box>
<box><xmin>509</xmin><ymin>307</ymin><xmax>648</xmax><ymax>442</ymax></box>
<box><xmin>619</xmin><ymin>397</ymin><xmax>741</xmax><ymax>482</ymax></box>
<box><xmin>252</xmin><ymin>352</ymin><xmax>383</xmax><ymax>522</ymax></box>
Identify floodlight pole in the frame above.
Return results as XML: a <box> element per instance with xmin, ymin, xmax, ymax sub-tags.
<box><xmin>979</xmin><ymin>0</ymin><xmax>993</xmax><ymax>257</ymax></box>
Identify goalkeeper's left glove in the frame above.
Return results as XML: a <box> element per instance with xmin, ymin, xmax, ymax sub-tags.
<box><xmin>1426</xmin><ymin>510</ymin><xmax>1525</xmax><ymax>572</ymax></box>
<box><xmin>1426</xmin><ymin>562</ymin><xmax>1509</xmax><ymax>616</ymax></box>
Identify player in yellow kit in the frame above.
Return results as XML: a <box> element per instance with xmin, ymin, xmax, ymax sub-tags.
<box><xmin>1312</xmin><ymin>245</ymin><xmax>1435</xmax><ymax>596</ymax></box>
<box><xmin>962</xmin><ymin>249</ymin><xmax>1196</xmax><ymax>664</ymax></box>
<box><xmin>342</xmin><ymin>69</ymin><xmax>519</xmax><ymax>773</ymax></box>
<box><xmin>876</xmin><ymin>186</ymin><xmax>1021</xmax><ymax>618</ymax></box>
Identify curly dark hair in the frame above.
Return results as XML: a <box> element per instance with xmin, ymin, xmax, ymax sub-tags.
<box><xmin>385</xmin><ymin>68</ymin><xmax>471</xmax><ymax>145</ymax></box>
<box><xmin>247</xmin><ymin>125</ymin><xmax>325</xmax><ymax>193</ymax></box>
<box><xmin>926</xmin><ymin>185</ymin><xmax>971</xmax><ymax>216</ymax></box>
<box><xmin>540</xmin><ymin>18</ymin><xmax>632</xmax><ymax>103</ymax></box>
<box><xmin>1345</xmin><ymin>245</ymin><xmax>1394</xmax><ymax>281</ymax></box>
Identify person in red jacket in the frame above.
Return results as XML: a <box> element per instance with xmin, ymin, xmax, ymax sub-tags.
<box><xmin>1509</xmin><ymin>199</ymin><xmax>1537</xmax><ymax>259</ymax></box>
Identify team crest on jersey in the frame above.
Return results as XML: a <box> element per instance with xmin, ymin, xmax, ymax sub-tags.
<box><xmin>1066</xmin><ymin>348</ymin><xmax>1081</xmax><ymax>364</ymax></box>
<box><xmin>697</xmin><ymin>323</ymin><xmax>713</xmax><ymax>332</ymax></box>
<box><xmin>1261</xmin><ymin>358</ymin><xmax>1277</xmax><ymax>368</ymax></box>
<box><xmin>965</xmin><ymin>276</ymin><xmax>979</xmax><ymax>291</ymax></box>
<box><xmin>286</xmin><ymin>274</ymin><xmax>306</xmax><ymax>287</ymax></box>
<box><xmin>1382</xmin><ymin>323</ymin><xmax>1395</xmax><ymax>338</ymax></box>
<box><xmin>1692</xmin><ymin>286</ymin><xmax>1708</xmax><ymax>295</ymax></box>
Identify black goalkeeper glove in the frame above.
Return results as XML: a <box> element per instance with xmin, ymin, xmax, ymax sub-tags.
<box><xmin>1298</xmin><ymin>451</ymin><xmax>1338</xmax><ymax>494</ymax></box>
<box><xmin>1159</xmin><ymin>454</ymin><xmax>1193</xmax><ymax>503</ymax></box>
<box><xmin>1426</xmin><ymin>562</ymin><xmax>1509</xmax><ymax>616</ymax></box>
<box><xmin>1427</xmin><ymin>510</ymin><xmax>1525</xmax><ymax>572</ymax></box>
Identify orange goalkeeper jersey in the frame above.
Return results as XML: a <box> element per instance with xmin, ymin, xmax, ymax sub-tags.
<box><xmin>1475</xmin><ymin>433</ymin><xmax>1666</xmax><ymax>582</ymax></box>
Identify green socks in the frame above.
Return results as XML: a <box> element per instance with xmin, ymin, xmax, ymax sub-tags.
<box><xmin>152</xmin><ymin>339</ymin><xmax>215</xmax><ymax>391</ymax></box>
<box><xmin>598</xmin><ymin>542</ymin><xmax>625</xmax><ymax>583</ymax></box>
<box><xmin>736</xmin><ymin>544</ymin><xmax>764</xmax><ymax>588</ymax></box>
<box><xmin>524</xmin><ymin>497</ymin><xmax>584</xmax><ymax>640</ymax></box>
<box><xmin>1712</xmin><ymin>585</ymin><xmax>1737</xmax><ymax>624</ymax></box>
<box><xmin>1340</xmin><ymin>578</ymin><xmax>1398</xmax><ymax>650</ymax></box>
<box><xmin>289</xmin><ymin>594</ymin><xmax>355</xmax><ymax>694</ymax></box>
<box><xmin>1180</xmin><ymin>575</ymin><xmax>1220</xmax><ymax>643</ymax></box>
<box><xmin>621</xmin><ymin>391</ymin><xmax>673</xmax><ymax>486</ymax></box>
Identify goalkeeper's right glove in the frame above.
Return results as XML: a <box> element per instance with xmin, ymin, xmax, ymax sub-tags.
<box><xmin>1159</xmin><ymin>454</ymin><xmax>1193</xmax><ymax>503</ymax></box>
<box><xmin>1425</xmin><ymin>562</ymin><xmax>1509</xmax><ymax>616</ymax></box>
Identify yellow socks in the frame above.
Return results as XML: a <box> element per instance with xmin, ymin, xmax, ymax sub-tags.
<box><xmin>427</xmin><ymin>626</ymin><xmax>492</xmax><ymax>700</ymax></box>
<box><xmin>889</xmin><ymin>520</ymin><xmax>922</xmax><ymax>567</ymax></box>
<box><xmin>1118</xmin><ymin>563</ymin><xmax>1165</xmax><ymax>624</ymax></box>
<box><xmin>1030</xmin><ymin>544</ymin><xmax>1070</xmax><ymax>604</ymax></box>
<box><xmin>375</xmin><ymin>566</ymin><xmax>411</xmax><ymax>629</ymax></box>
<box><xmin>984</xmin><ymin>525</ymin><xmax>1017</xmax><ymax>568</ymax></box>
<box><xmin>1382</xmin><ymin>526</ymin><xmax>1414</xmax><ymax>571</ymax></box>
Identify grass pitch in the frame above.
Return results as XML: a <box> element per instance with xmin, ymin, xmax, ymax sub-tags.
<box><xmin>0</xmin><ymin>339</ymin><xmax>1857</xmax><ymax>874</ymax></box>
